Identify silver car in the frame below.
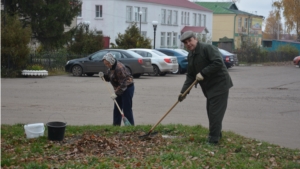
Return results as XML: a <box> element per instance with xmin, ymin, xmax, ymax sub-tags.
<box><xmin>65</xmin><ymin>49</ymin><xmax>153</xmax><ymax>78</ymax></box>
<box><xmin>128</xmin><ymin>48</ymin><xmax>178</xmax><ymax>76</ymax></box>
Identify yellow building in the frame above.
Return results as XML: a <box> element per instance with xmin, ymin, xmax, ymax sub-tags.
<box><xmin>195</xmin><ymin>2</ymin><xmax>264</xmax><ymax>52</ymax></box>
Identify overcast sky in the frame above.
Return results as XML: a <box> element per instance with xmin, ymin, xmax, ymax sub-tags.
<box><xmin>192</xmin><ymin>0</ymin><xmax>278</xmax><ymax>30</ymax></box>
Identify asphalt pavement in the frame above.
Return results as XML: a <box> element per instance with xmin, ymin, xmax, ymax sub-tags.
<box><xmin>1</xmin><ymin>65</ymin><xmax>300</xmax><ymax>149</ymax></box>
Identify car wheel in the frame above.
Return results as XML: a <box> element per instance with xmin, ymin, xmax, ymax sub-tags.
<box><xmin>86</xmin><ymin>73</ymin><xmax>94</xmax><ymax>77</ymax></box>
<box><xmin>72</xmin><ymin>65</ymin><xmax>83</xmax><ymax>76</ymax></box>
<box><xmin>126</xmin><ymin>66</ymin><xmax>132</xmax><ymax>75</ymax></box>
<box><xmin>151</xmin><ymin>65</ymin><xmax>160</xmax><ymax>76</ymax></box>
<box><xmin>133</xmin><ymin>74</ymin><xmax>141</xmax><ymax>78</ymax></box>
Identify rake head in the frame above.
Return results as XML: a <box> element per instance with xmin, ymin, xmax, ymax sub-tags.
<box><xmin>122</xmin><ymin>116</ymin><xmax>132</xmax><ymax>126</ymax></box>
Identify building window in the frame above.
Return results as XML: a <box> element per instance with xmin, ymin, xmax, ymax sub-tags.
<box><xmin>95</xmin><ymin>5</ymin><xmax>102</xmax><ymax>18</ymax></box>
<box><xmin>167</xmin><ymin>32</ymin><xmax>171</xmax><ymax>46</ymax></box>
<box><xmin>198</xmin><ymin>14</ymin><xmax>201</xmax><ymax>26</ymax></box>
<box><xmin>141</xmin><ymin>7</ymin><xmax>147</xmax><ymax>22</ymax></box>
<box><xmin>78</xmin><ymin>5</ymin><xmax>82</xmax><ymax>17</ymax></box>
<box><xmin>187</xmin><ymin>12</ymin><xmax>190</xmax><ymax>25</ymax></box>
<box><xmin>184</xmin><ymin>12</ymin><xmax>187</xmax><ymax>25</ymax></box>
<box><xmin>173</xmin><ymin>32</ymin><xmax>177</xmax><ymax>46</ymax></box>
<box><xmin>167</xmin><ymin>10</ymin><xmax>172</xmax><ymax>25</ymax></box>
<box><xmin>161</xmin><ymin>32</ymin><xmax>166</xmax><ymax>47</ymax></box>
<box><xmin>173</xmin><ymin>10</ymin><xmax>178</xmax><ymax>25</ymax></box>
<box><xmin>181</xmin><ymin>11</ymin><xmax>184</xmax><ymax>25</ymax></box>
<box><xmin>134</xmin><ymin>7</ymin><xmax>140</xmax><ymax>22</ymax></box>
<box><xmin>126</xmin><ymin>6</ymin><xmax>132</xmax><ymax>21</ymax></box>
<box><xmin>244</xmin><ymin>18</ymin><xmax>248</xmax><ymax>28</ymax></box>
<box><xmin>238</xmin><ymin>17</ymin><xmax>242</xmax><ymax>28</ymax></box>
<box><xmin>141</xmin><ymin>31</ymin><xmax>147</xmax><ymax>38</ymax></box>
<box><xmin>193</xmin><ymin>13</ymin><xmax>197</xmax><ymax>26</ymax></box>
<box><xmin>203</xmin><ymin>14</ymin><xmax>206</xmax><ymax>27</ymax></box>
<box><xmin>161</xmin><ymin>9</ymin><xmax>166</xmax><ymax>24</ymax></box>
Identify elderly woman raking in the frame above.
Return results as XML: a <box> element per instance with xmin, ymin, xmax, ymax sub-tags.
<box><xmin>99</xmin><ymin>53</ymin><xmax>135</xmax><ymax>126</ymax></box>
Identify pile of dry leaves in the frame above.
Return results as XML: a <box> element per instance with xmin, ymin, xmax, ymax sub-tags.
<box><xmin>46</xmin><ymin>132</ymin><xmax>172</xmax><ymax>162</ymax></box>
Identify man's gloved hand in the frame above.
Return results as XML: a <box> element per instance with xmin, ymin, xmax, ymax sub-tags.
<box><xmin>178</xmin><ymin>93</ymin><xmax>186</xmax><ymax>102</ymax></box>
<box><xmin>111</xmin><ymin>93</ymin><xmax>117</xmax><ymax>100</ymax></box>
<box><xmin>196</xmin><ymin>72</ymin><xmax>204</xmax><ymax>81</ymax></box>
<box><xmin>99</xmin><ymin>72</ymin><xmax>104</xmax><ymax>79</ymax></box>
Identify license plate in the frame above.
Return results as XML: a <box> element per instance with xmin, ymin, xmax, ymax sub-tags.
<box><xmin>146</xmin><ymin>62</ymin><xmax>150</xmax><ymax>65</ymax></box>
<box><xmin>230</xmin><ymin>59</ymin><xmax>233</xmax><ymax>61</ymax></box>
<box><xmin>173</xmin><ymin>59</ymin><xmax>177</xmax><ymax>63</ymax></box>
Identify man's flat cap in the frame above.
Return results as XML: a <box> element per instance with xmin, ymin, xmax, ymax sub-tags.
<box><xmin>180</xmin><ymin>31</ymin><xmax>195</xmax><ymax>42</ymax></box>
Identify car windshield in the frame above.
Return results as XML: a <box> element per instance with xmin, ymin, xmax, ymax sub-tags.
<box><xmin>152</xmin><ymin>50</ymin><xmax>167</xmax><ymax>56</ymax></box>
<box><xmin>125</xmin><ymin>50</ymin><xmax>143</xmax><ymax>58</ymax></box>
<box><xmin>218</xmin><ymin>49</ymin><xmax>233</xmax><ymax>55</ymax></box>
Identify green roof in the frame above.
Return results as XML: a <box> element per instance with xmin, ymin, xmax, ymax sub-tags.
<box><xmin>195</xmin><ymin>2</ymin><xmax>263</xmax><ymax>17</ymax></box>
<box><xmin>195</xmin><ymin>2</ymin><xmax>237</xmax><ymax>14</ymax></box>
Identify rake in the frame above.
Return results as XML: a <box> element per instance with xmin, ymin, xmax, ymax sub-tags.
<box><xmin>98</xmin><ymin>72</ymin><xmax>131</xmax><ymax>126</ymax></box>
<box><xmin>139</xmin><ymin>79</ymin><xmax>198</xmax><ymax>139</ymax></box>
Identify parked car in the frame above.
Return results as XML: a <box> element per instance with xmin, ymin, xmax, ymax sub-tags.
<box><xmin>293</xmin><ymin>56</ymin><xmax>300</xmax><ymax>68</ymax></box>
<box><xmin>218</xmin><ymin>48</ymin><xmax>236</xmax><ymax>69</ymax></box>
<box><xmin>155</xmin><ymin>48</ymin><xmax>188</xmax><ymax>74</ymax></box>
<box><xmin>65</xmin><ymin>49</ymin><xmax>153</xmax><ymax>78</ymax></box>
<box><xmin>128</xmin><ymin>48</ymin><xmax>178</xmax><ymax>76</ymax></box>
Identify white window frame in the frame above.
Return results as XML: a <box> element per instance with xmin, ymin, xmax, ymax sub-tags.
<box><xmin>173</xmin><ymin>32</ymin><xmax>177</xmax><ymax>47</ymax></box>
<box><xmin>193</xmin><ymin>13</ymin><xmax>197</xmax><ymax>26</ymax></box>
<box><xmin>181</xmin><ymin>11</ymin><xmax>184</xmax><ymax>25</ymax></box>
<box><xmin>167</xmin><ymin>10</ymin><xmax>172</xmax><ymax>25</ymax></box>
<box><xmin>187</xmin><ymin>12</ymin><xmax>190</xmax><ymax>25</ymax></box>
<box><xmin>238</xmin><ymin>17</ymin><xmax>242</xmax><ymax>28</ymax></box>
<box><xmin>134</xmin><ymin>7</ymin><xmax>140</xmax><ymax>22</ymax></box>
<box><xmin>184</xmin><ymin>12</ymin><xmax>187</xmax><ymax>25</ymax></box>
<box><xmin>161</xmin><ymin>32</ymin><xmax>166</xmax><ymax>47</ymax></box>
<box><xmin>161</xmin><ymin>9</ymin><xmax>166</xmax><ymax>24</ymax></box>
<box><xmin>203</xmin><ymin>14</ymin><xmax>206</xmax><ymax>27</ymax></box>
<box><xmin>167</xmin><ymin>32</ymin><xmax>171</xmax><ymax>46</ymax></box>
<box><xmin>173</xmin><ymin>10</ymin><xmax>178</xmax><ymax>25</ymax></box>
<box><xmin>78</xmin><ymin>5</ymin><xmax>82</xmax><ymax>17</ymax></box>
<box><xmin>141</xmin><ymin>7</ymin><xmax>147</xmax><ymax>22</ymax></box>
<box><xmin>198</xmin><ymin>14</ymin><xmax>201</xmax><ymax>26</ymax></box>
<box><xmin>126</xmin><ymin>6</ymin><xmax>133</xmax><ymax>21</ymax></box>
<box><xmin>141</xmin><ymin>31</ymin><xmax>147</xmax><ymax>38</ymax></box>
<box><xmin>244</xmin><ymin>18</ymin><xmax>248</xmax><ymax>28</ymax></box>
<box><xmin>95</xmin><ymin>5</ymin><xmax>103</xmax><ymax>18</ymax></box>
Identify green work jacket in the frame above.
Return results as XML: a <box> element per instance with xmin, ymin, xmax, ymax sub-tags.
<box><xmin>181</xmin><ymin>42</ymin><xmax>233</xmax><ymax>99</ymax></box>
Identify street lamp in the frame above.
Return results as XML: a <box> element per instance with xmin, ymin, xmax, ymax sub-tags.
<box><xmin>152</xmin><ymin>21</ymin><xmax>158</xmax><ymax>49</ymax></box>
<box><xmin>139</xmin><ymin>11</ymin><xmax>143</xmax><ymax>34</ymax></box>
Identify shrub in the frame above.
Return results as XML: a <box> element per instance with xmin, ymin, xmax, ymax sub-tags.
<box><xmin>26</xmin><ymin>64</ymin><xmax>44</xmax><ymax>70</ymax></box>
<box><xmin>1</xmin><ymin>14</ymin><xmax>32</xmax><ymax>77</ymax></box>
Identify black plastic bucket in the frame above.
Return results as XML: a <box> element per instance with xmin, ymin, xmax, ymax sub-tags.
<box><xmin>46</xmin><ymin>121</ymin><xmax>67</xmax><ymax>141</ymax></box>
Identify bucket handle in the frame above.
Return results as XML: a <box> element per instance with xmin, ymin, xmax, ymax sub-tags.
<box><xmin>25</xmin><ymin>124</ymin><xmax>45</xmax><ymax>134</ymax></box>
<box><xmin>47</xmin><ymin>113</ymin><xmax>67</xmax><ymax>124</ymax></box>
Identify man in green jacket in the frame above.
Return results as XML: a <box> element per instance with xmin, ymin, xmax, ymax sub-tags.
<box><xmin>178</xmin><ymin>31</ymin><xmax>233</xmax><ymax>144</ymax></box>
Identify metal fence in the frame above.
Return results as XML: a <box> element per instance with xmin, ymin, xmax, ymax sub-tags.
<box><xmin>28</xmin><ymin>52</ymin><xmax>87</xmax><ymax>70</ymax></box>
<box><xmin>235</xmin><ymin>50</ymin><xmax>295</xmax><ymax>63</ymax></box>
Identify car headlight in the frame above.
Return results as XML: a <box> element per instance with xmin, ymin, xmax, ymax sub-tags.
<box><xmin>66</xmin><ymin>61</ymin><xmax>70</xmax><ymax>65</ymax></box>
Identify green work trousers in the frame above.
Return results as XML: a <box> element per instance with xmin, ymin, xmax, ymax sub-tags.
<box><xmin>206</xmin><ymin>90</ymin><xmax>229</xmax><ymax>142</ymax></box>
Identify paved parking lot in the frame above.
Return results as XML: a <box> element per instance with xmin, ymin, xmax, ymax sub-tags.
<box><xmin>1</xmin><ymin>65</ymin><xmax>300</xmax><ymax>149</ymax></box>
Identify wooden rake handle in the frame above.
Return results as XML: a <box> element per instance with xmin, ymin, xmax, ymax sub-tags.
<box><xmin>100</xmin><ymin>76</ymin><xmax>125</xmax><ymax>116</ymax></box>
<box><xmin>148</xmin><ymin>79</ymin><xmax>198</xmax><ymax>133</ymax></box>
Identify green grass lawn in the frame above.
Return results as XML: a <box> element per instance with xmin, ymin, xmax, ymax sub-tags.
<box><xmin>1</xmin><ymin>124</ymin><xmax>299</xmax><ymax>169</ymax></box>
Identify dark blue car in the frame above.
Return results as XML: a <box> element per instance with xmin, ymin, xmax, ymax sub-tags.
<box><xmin>155</xmin><ymin>48</ymin><xmax>188</xmax><ymax>74</ymax></box>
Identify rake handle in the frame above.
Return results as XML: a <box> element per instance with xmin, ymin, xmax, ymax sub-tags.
<box><xmin>148</xmin><ymin>79</ymin><xmax>198</xmax><ymax>134</ymax></box>
<box><xmin>101</xmin><ymin>77</ymin><xmax>125</xmax><ymax>116</ymax></box>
